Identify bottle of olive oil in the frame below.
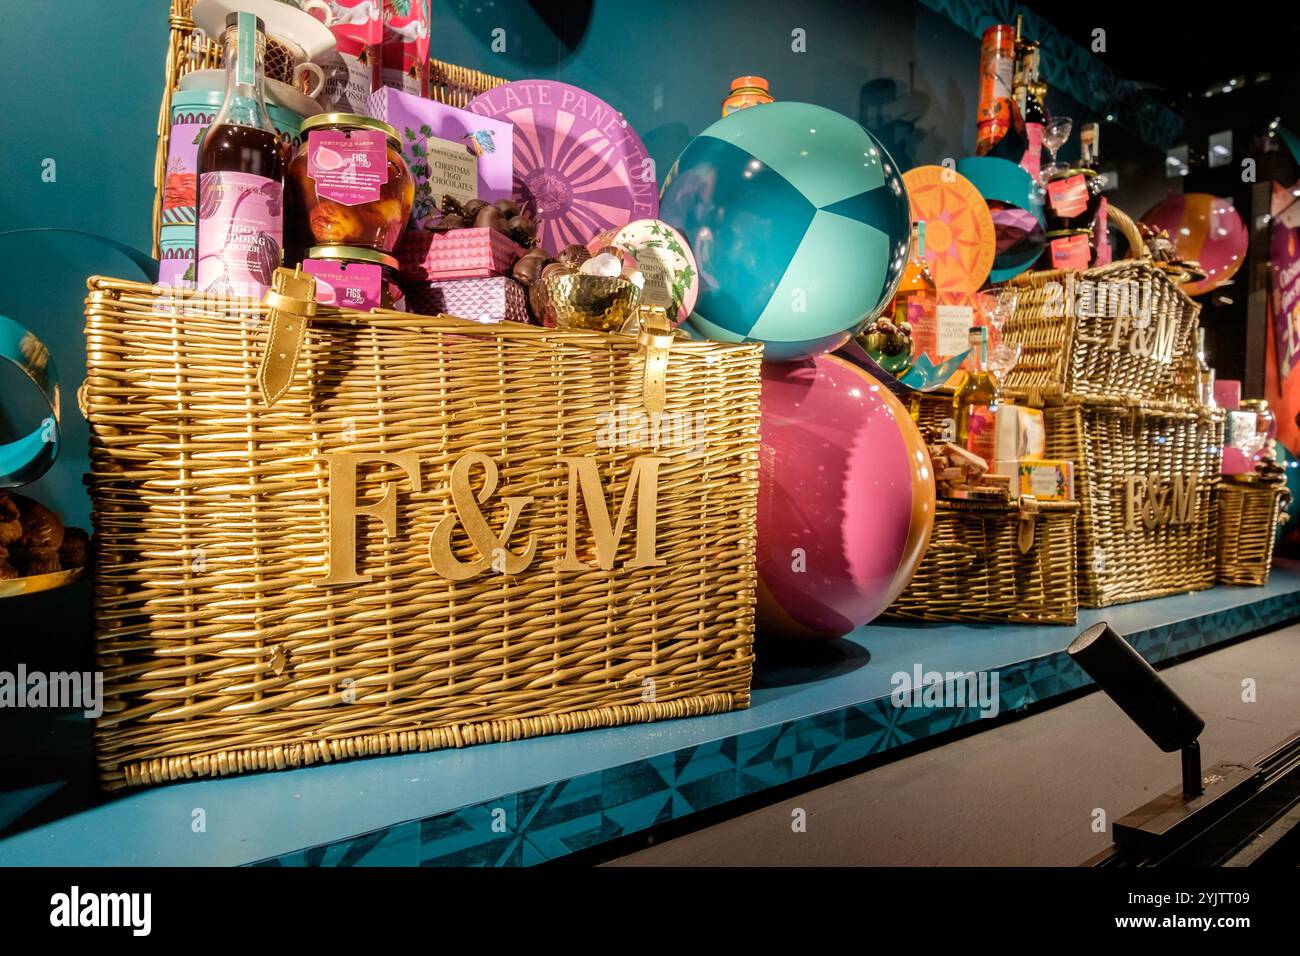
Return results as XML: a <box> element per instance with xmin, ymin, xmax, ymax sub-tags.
<box><xmin>196</xmin><ymin>12</ymin><xmax>286</xmax><ymax>302</ymax></box>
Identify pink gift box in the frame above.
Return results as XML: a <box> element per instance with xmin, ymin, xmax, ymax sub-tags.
<box><xmin>397</xmin><ymin>227</ymin><xmax>526</xmax><ymax>281</ymax></box>
<box><xmin>1215</xmin><ymin>379</ymin><xmax>1241</xmax><ymax>410</ymax></box>
<box><xmin>366</xmin><ymin>86</ymin><xmax>514</xmax><ymax>229</ymax></box>
<box><xmin>404</xmin><ymin>275</ymin><xmax>531</xmax><ymax>324</ymax></box>
<box><xmin>1221</xmin><ymin>446</ymin><xmax>1253</xmax><ymax>475</ymax></box>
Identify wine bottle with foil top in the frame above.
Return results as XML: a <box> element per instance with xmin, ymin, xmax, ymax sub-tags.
<box><xmin>197</xmin><ymin>11</ymin><xmax>287</xmax><ymax>303</ymax></box>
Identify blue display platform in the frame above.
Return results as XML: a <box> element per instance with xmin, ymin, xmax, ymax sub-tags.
<box><xmin>2</xmin><ymin>573</ymin><xmax>1298</xmax><ymax>866</ymax></box>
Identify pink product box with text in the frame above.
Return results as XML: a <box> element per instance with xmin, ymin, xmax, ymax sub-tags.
<box><xmin>396</xmin><ymin>227</ymin><xmax>526</xmax><ymax>281</ymax></box>
<box><xmin>366</xmin><ymin>86</ymin><xmax>514</xmax><ymax>229</ymax></box>
<box><xmin>404</xmin><ymin>275</ymin><xmax>531</xmax><ymax>324</ymax></box>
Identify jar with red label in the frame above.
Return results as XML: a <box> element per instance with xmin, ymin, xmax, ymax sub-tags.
<box><xmin>1044</xmin><ymin>228</ymin><xmax>1093</xmax><ymax>271</ymax></box>
<box><xmin>1043</xmin><ymin>167</ymin><xmax>1101</xmax><ymax>233</ymax></box>
<box><xmin>288</xmin><ymin>113</ymin><xmax>414</xmax><ymax>255</ymax></box>
<box><xmin>301</xmin><ymin>245</ymin><xmax>406</xmax><ymax>312</ymax></box>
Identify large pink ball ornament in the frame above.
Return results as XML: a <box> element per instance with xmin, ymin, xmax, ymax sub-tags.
<box><xmin>756</xmin><ymin>355</ymin><xmax>935</xmax><ymax>640</ymax></box>
<box><xmin>1140</xmin><ymin>193</ymin><xmax>1247</xmax><ymax>296</ymax></box>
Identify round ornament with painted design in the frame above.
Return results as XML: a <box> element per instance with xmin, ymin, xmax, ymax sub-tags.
<box><xmin>901</xmin><ymin>164</ymin><xmax>997</xmax><ymax>292</ymax></box>
<box><xmin>658</xmin><ymin>102</ymin><xmax>911</xmax><ymax>360</ymax></box>
<box><xmin>587</xmin><ymin>219</ymin><xmax>698</xmax><ymax>326</ymax></box>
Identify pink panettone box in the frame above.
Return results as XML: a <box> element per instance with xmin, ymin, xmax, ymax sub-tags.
<box><xmin>404</xmin><ymin>275</ymin><xmax>531</xmax><ymax>324</ymax></box>
<box><xmin>397</xmin><ymin>227</ymin><xmax>527</xmax><ymax>281</ymax></box>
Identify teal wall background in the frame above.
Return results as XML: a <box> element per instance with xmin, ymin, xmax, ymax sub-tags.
<box><xmin>0</xmin><ymin>0</ymin><xmax>1163</xmax><ymax>529</ymax></box>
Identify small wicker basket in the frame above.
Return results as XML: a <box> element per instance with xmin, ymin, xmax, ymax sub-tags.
<box><xmin>1043</xmin><ymin>397</ymin><xmax>1223</xmax><ymax>607</ymax></box>
<box><xmin>1216</xmin><ymin>478</ymin><xmax>1291</xmax><ymax>586</ymax></box>
<box><xmin>885</xmin><ymin>496</ymin><xmax>1079</xmax><ymax>624</ymax></box>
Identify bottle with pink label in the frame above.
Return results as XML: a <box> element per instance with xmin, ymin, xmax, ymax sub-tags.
<box><xmin>196</xmin><ymin>11</ymin><xmax>286</xmax><ymax>304</ymax></box>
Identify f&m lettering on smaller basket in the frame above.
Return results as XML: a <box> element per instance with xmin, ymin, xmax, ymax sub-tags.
<box><xmin>1049</xmin><ymin>277</ymin><xmax>1179</xmax><ymax>364</ymax></box>
<box><xmin>1123</xmin><ymin>472</ymin><xmax>1199</xmax><ymax>531</ymax></box>
<box><xmin>318</xmin><ymin>450</ymin><xmax>667</xmax><ymax>586</ymax></box>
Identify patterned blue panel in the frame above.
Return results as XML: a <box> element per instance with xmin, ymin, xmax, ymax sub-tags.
<box><xmin>253</xmin><ymin>591</ymin><xmax>1298</xmax><ymax>867</ymax></box>
<box><xmin>918</xmin><ymin>0</ymin><xmax>1184</xmax><ymax>149</ymax></box>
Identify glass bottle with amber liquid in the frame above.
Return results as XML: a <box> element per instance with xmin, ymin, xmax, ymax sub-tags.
<box><xmin>953</xmin><ymin>326</ymin><xmax>1001</xmax><ymax>456</ymax></box>
<box><xmin>1195</xmin><ymin>326</ymin><xmax>1216</xmax><ymax>407</ymax></box>
<box><xmin>197</xmin><ymin>12</ymin><xmax>286</xmax><ymax>302</ymax></box>
<box><xmin>891</xmin><ymin>221</ymin><xmax>936</xmax><ymax>322</ymax></box>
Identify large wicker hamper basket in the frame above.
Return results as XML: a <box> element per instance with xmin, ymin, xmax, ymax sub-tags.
<box><xmin>1000</xmin><ymin>207</ymin><xmax>1202</xmax><ymax>406</ymax></box>
<box><xmin>82</xmin><ymin>277</ymin><xmax>761</xmax><ymax>790</ymax></box>
<box><xmin>1043</xmin><ymin>398</ymin><xmax>1223</xmax><ymax>607</ymax></box>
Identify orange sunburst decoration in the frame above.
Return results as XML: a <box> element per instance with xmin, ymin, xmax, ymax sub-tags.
<box><xmin>902</xmin><ymin>166</ymin><xmax>997</xmax><ymax>292</ymax></box>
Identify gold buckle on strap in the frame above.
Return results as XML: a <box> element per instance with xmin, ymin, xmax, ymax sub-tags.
<box><xmin>258</xmin><ymin>267</ymin><xmax>317</xmax><ymax>407</ymax></box>
<box><xmin>636</xmin><ymin>307</ymin><xmax>674</xmax><ymax>420</ymax></box>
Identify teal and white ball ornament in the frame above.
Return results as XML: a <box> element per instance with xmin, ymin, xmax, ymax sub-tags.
<box><xmin>659</xmin><ymin>102</ymin><xmax>910</xmax><ymax>361</ymax></box>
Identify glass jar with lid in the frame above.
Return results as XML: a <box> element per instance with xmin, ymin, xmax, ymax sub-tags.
<box><xmin>301</xmin><ymin>244</ymin><xmax>406</xmax><ymax>312</ymax></box>
<box><xmin>288</xmin><ymin>113</ymin><xmax>414</xmax><ymax>255</ymax></box>
<box><xmin>1240</xmin><ymin>399</ymin><xmax>1277</xmax><ymax>445</ymax></box>
<box><xmin>722</xmin><ymin>76</ymin><xmax>773</xmax><ymax>117</ymax></box>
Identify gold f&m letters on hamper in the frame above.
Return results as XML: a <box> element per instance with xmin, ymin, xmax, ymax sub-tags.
<box><xmin>1069</xmin><ymin>277</ymin><xmax>1180</xmax><ymax>364</ymax></box>
<box><xmin>260</xmin><ymin>266</ymin><xmax>676</xmax><ymax>586</ymax></box>
<box><xmin>1124</xmin><ymin>473</ymin><xmax>1198</xmax><ymax>531</ymax></box>
<box><xmin>319</xmin><ymin>450</ymin><xmax>667</xmax><ymax>585</ymax></box>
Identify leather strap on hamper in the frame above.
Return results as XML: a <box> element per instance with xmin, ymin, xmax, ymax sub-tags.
<box><xmin>637</xmin><ymin>309</ymin><xmax>674</xmax><ymax>420</ymax></box>
<box><xmin>258</xmin><ymin>267</ymin><xmax>317</xmax><ymax>406</ymax></box>
<box><xmin>1017</xmin><ymin>496</ymin><xmax>1040</xmax><ymax>554</ymax></box>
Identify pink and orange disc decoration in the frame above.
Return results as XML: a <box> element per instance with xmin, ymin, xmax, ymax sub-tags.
<box><xmin>1140</xmin><ymin>193</ymin><xmax>1247</xmax><ymax>296</ymax></box>
<box><xmin>902</xmin><ymin>165</ymin><xmax>997</xmax><ymax>292</ymax></box>
<box><xmin>756</xmin><ymin>355</ymin><xmax>935</xmax><ymax>640</ymax></box>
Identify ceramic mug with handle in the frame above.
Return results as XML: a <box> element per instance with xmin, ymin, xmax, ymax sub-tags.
<box><xmin>291</xmin><ymin>60</ymin><xmax>326</xmax><ymax>97</ymax></box>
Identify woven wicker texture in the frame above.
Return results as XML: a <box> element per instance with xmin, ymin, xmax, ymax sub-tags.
<box><xmin>909</xmin><ymin>386</ymin><xmax>957</xmax><ymax>440</ymax></box>
<box><xmin>885</xmin><ymin>498</ymin><xmax>1079</xmax><ymax>624</ymax></box>
<box><xmin>152</xmin><ymin>0</ymin><xmax>509</xmax><ymax>257</ymax></box>
<box><xmin>82</xmin><ymin>277</ymin><xmax>760</xmax><ymax>790</ymax></box>
<box><xmin>1044</xmin><ymin>399</ymin><xmax>1223</xmax><ymax>607</ymax></box>
<box><xmin>1000</xmin><ymin>261</ymin><xmax>1200</xmax><ymax>404</ymax></box>
<box><xmin>1216</xmin><ymin>481</ymin><xmax>1289</xmax><ymax>586</ymax></box>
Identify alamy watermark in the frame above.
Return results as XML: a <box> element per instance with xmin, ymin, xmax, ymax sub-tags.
<box><xmin>596</xmin><ymin>404</ymin><xmax>708</xmax><ymax>456</ymax></box>
<box><xmin>891</xmin><ymin>664</ymin><xmax>1000</xmax><ymax>719</ymax></box>
<box><xmin>0</xmin><ymin>664</ymin><xmax>103</xmax><ymax>718</ymax></box>
<box><xmin>49</xmin><ymin>886</ymin><xmax>151</xmax><ymax>936</ymax></box>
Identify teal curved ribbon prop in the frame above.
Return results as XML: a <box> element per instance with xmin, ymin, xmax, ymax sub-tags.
<box><xmin>0</xmin><ymin>228</ymin><xmax>154</xmax><ymax>486</ymax></box>
<box><xmin>955</xmin><ymin>156</ymin><xmax>1046</xmax><ymax>283</ymax></box>
<box><xmin>0</xmin><ymin>228</ymin><xmax>158</xmax><ymax>282</ymax></box>
<box><xmin>0</xmin><ymin>314</ymin><xmax>60</xmax><ymax>488</ymax></box>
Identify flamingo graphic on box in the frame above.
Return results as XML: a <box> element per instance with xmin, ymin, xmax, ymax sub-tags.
<box><xmin>381</xmin><ymin>0</ymin><xmax>430</xmax><ymax>95</ymax></box>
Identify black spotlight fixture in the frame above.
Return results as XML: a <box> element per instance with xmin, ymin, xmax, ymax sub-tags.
<box><xmin>1067</xmin><ymin>622</ymin><xmax>1260</xmax><ymax>855</ymax></box>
